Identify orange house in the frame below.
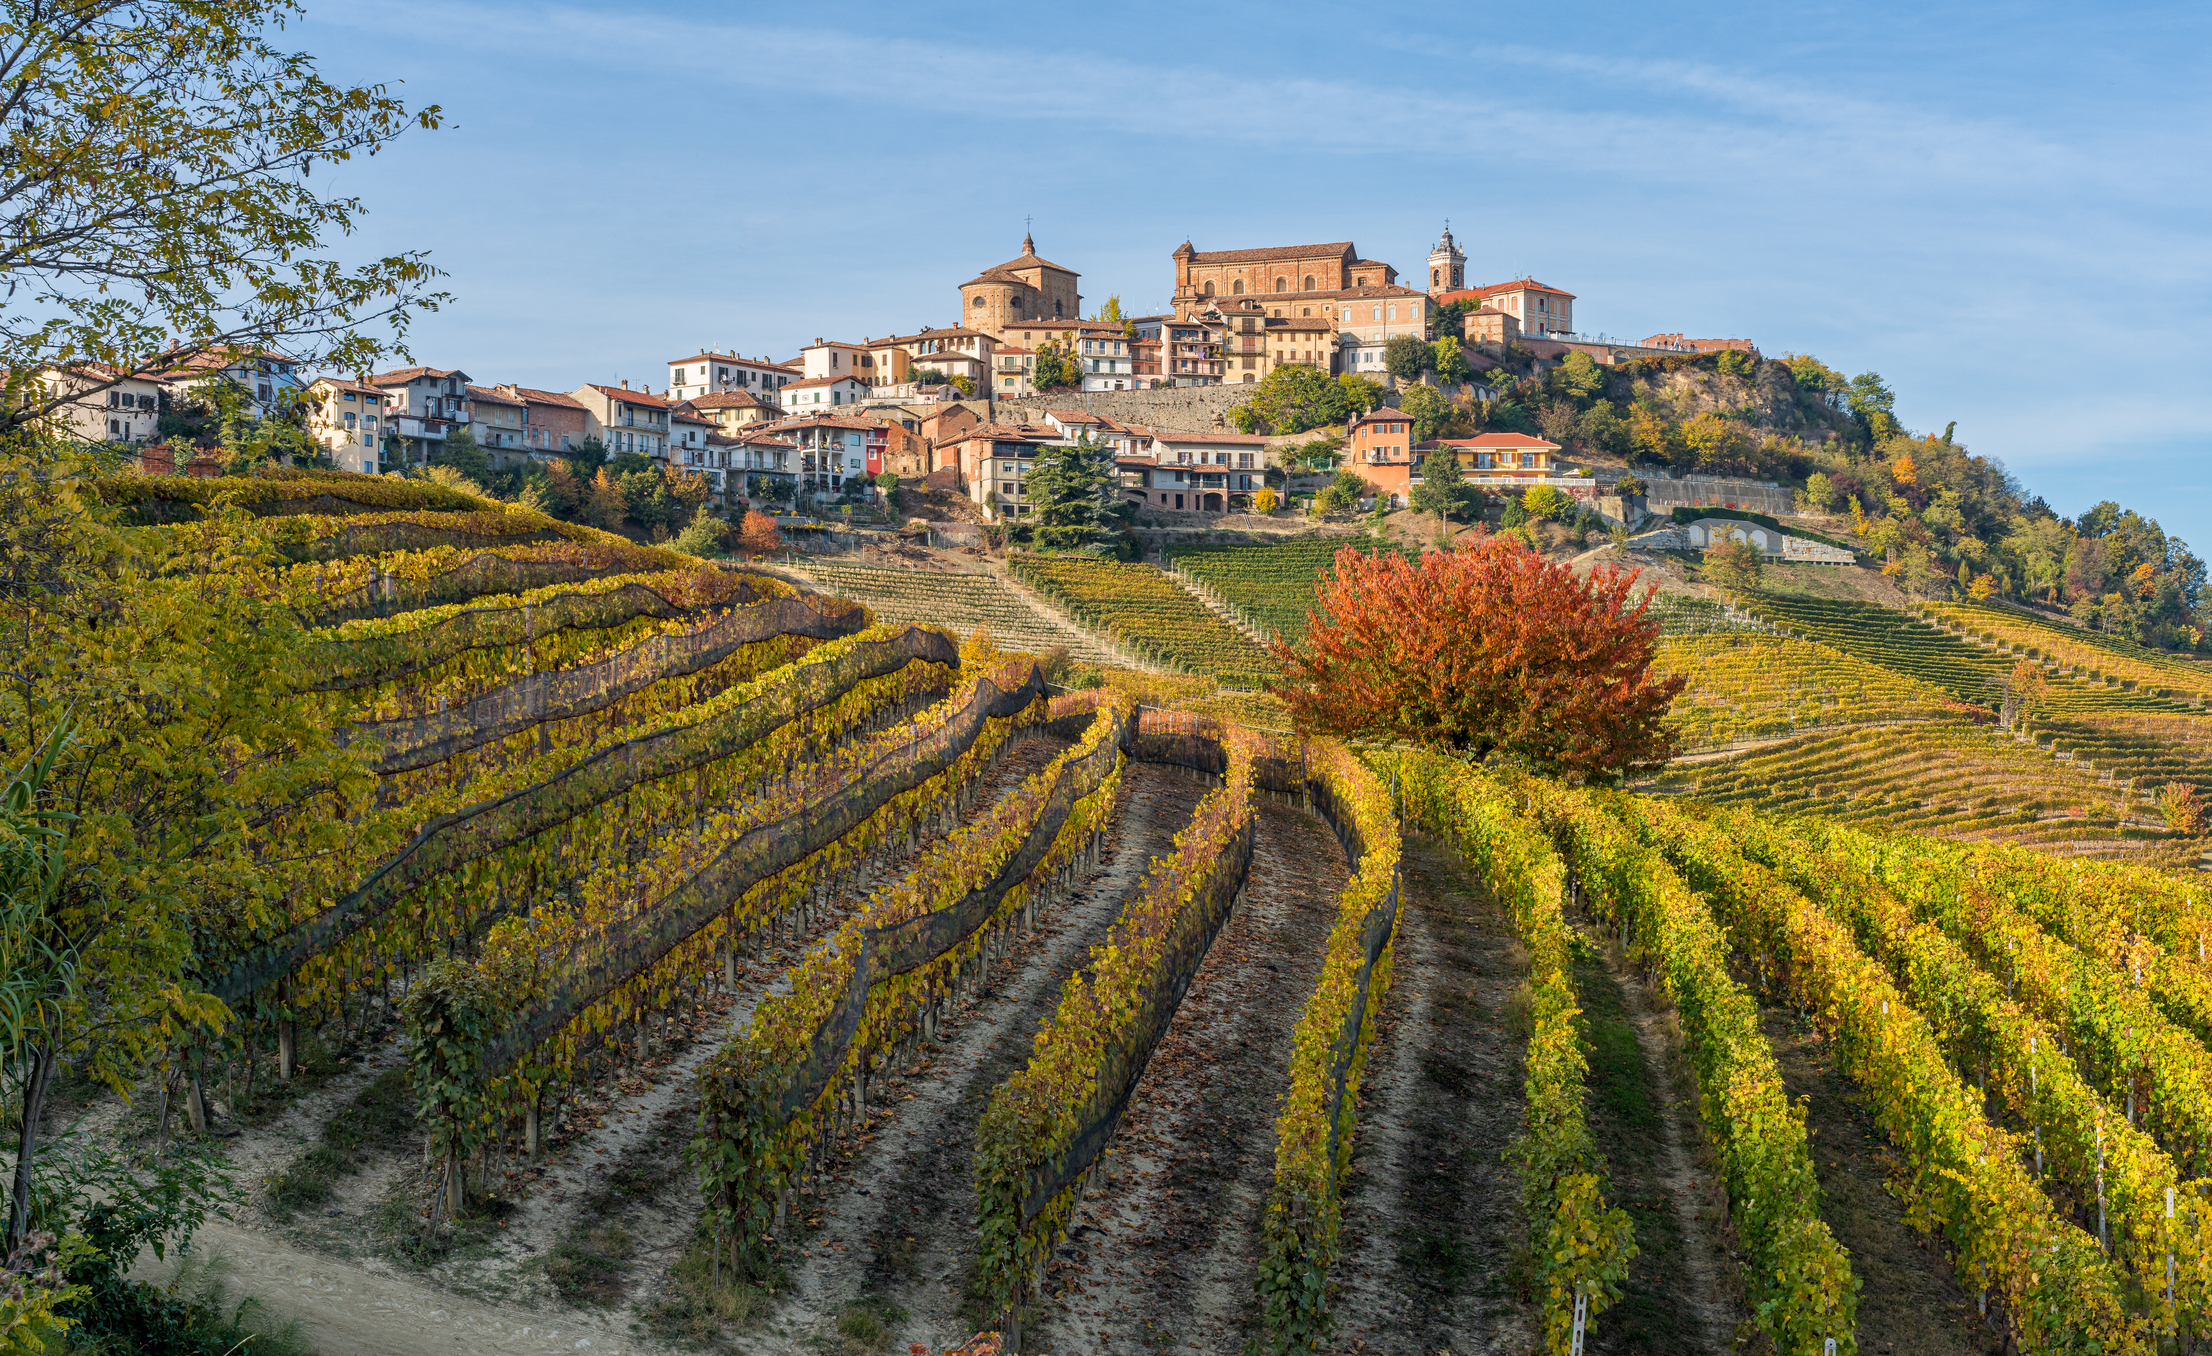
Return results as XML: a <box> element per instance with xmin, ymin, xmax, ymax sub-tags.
<box><xmin>1346</xmin><ymin>406</ymin><xmax>1419</xmax><ymax>505</ymax></box>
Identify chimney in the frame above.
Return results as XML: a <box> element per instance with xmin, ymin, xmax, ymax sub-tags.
<box><xmin>621</xmin><ymin>378</ymin><xmax>629</xmax><ymax>390</ymax></box>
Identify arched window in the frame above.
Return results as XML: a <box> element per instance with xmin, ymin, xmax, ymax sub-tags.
<box><xmin>1203</xmin><ymin>281</ymin><xmax>1214</xmax><ymax>296</ymax></box>
<box><xmin>1232</xmin><ymin>280</ymin><xmax>1244</xmax><ymax>295</ymax></box>
<box><xmin>1054</xmin><ymin>300</ymin><xmax>1062</xmax><ymax>317</ymax></box>
<box><xmin>1431</xmin><ymin>267</ymin><xmax>1439</xmax><ymax>286</ymax></box>
<box><xmin>1303</xmin><ymin>275</ymin><xmax>1314</xmax><ymax>290</ymax></box>
<box><xmin>1274</xmin><ymin>277</ymin><xmax>1287</xmax><ymax>293</ymax></box>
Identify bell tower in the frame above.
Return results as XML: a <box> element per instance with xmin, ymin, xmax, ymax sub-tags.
<box><xmin>1427</xmin><ymin>222</ymin><xmax>1465</xmax><ymax>297</ymax></box>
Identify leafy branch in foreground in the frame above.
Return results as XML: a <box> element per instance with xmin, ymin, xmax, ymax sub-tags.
<box><xmin>0</xmin><ymin>0</ymin><xmax>449</xmax><ymax>428</ymax></box>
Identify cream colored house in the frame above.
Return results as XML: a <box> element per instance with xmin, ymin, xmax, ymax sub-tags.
<box><xmin>306</xmin><ymin>377</ymin><xmax>393</xmax><ymax>473</ymax></box>
<box><xmin>37</xmin><ymin>365</ymin><xmax>166</xmax><ymax>446</ymax></box>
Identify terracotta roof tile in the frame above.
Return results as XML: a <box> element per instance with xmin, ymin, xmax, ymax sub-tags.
<box><xmin>1185</xmin><ymin>241</ymin><xmax>1355</xmax><ymax>265</ymax></box>
<box><xmin>584</xmin><ymin>383</ymin><xmax>673</xmax><ymax>409</ymax></box>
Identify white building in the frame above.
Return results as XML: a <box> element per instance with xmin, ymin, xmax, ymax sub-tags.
<box><xmin>665</xmin><ymin>351</ymin><xmax>797</xmax><ymax>406</ymax></box>
<box><xmin>781</xmin><ymin>374</ymin><xmax>871</xmax><ymax>408</ymax></box>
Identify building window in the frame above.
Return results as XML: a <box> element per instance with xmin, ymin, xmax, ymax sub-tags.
<box><xmin>1232</xmin><ymin>280</ymin><xmax>1243</xmax><ymax>295</ymax></box>
<box><xmin>1275</xmin><ymin>278</ymin><xmax>1287</xmax><ymax>293</ymax></box>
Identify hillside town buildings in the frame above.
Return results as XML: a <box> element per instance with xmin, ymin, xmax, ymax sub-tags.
<box><xmin>70</xmin><ymin>221</ymin><xmax>1756</xmax><ymax>524</ymax></box>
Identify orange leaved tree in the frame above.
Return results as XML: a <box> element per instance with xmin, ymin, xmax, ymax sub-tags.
<box><xmin>735</xmin><ymin>508</ymin><xmax>783</xmax><ymax>557</ymax></box>
<box><xmin>1272</xmin><ymin>538</ymin><xmax>1684</xmax><ymax>780</ymax></box>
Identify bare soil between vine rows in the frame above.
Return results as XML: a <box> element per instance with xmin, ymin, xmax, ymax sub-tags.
<box><xmin>1324</xmin><ymin>832</ymin><xmax>1540</xmax><ymax>1355</ymax></box>
<box><xmin>766</xmin><ymin>760</ymin><xmax>1216</xmax><ymax>1352</ymax></box>
<box><xmin>1032</xmin><ymin>792</ymin><xmax>1346</xmax><ymax>1354</ymax></box>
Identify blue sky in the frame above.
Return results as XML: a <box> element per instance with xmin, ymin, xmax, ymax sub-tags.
<box><xmin>296</xmin><ymin>1</ymin><xmax>2212</xmax><ymax>550</ymax></box>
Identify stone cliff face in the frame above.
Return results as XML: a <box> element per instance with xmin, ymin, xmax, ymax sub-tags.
<box><xmin>1611</xmin><ymin>360</ymin><xmax>1847</xmax><ymax>439</ymax></box>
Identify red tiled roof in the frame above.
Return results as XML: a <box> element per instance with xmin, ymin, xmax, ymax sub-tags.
<box><xmin>781</xmin><ymin>375</ymin><xmax>867</xmax><ymax>391</ymax></box>
<box><xmin>1441</xmin><ymin>279</ymin><xmax>1577</xmax><ymax>301</ymax></box>
<box><xmin>672</xmin><ymin>409</ymin><xmax>715</xmax><ymax>425</ymax></box>
<box><xmin>1349</xmin><ymin>408</ymin><xmax>1417</xmax><ymax>429</ymax></box>
<box><xmin>1154</xmin><ymin>431</ymin><xmax>1272</xmax><ymax>446</ymax></box>
<box><xmin>584</xmin><ymin>383</ymin><xmax>672</xmax><ymax>409</ymax></box>
<box><xmin>667</xmin><ymin>351</ymin><xmax>788</xmax><ymax>367</ymax></box>
<box><xmin>371</xmin><ymin>366</ymin><xmax>465</xmax><ymax>385</ymax></box>
<box><xmin>687</xmin><ymin>390</ymin><xmax>774</xmax><ymax>410</ymax></box>
<box><xmin>1435</xmin><ymin>432</ymin><xmax>1563</xmax><ymax>449</ymax></box>
<box><xmin>983</xmin><ymin>251</ymin><xmax>1078</xmax><ymax>275</ymax></box>
<box><xmin>308</xmin><ymin>376</ymin><xmax>382</xmax><ymax>395</ymax></box>
<box><xmin>503</xmin><ymin>385</ymin><xmax>587</xmax><ymax>409</ymax></box>
<box><xmin>1184</xmin><ymin>241</ymin><xmax>1354</xmax><ymax>265</ymax></box>
<box><xmin>1045</xmin><ymin>409</ymin><xmax>1104</xmax><ymax>423</ymax></box>
<box><xmin>464</xmin><ymin>384</ymin><xmax>524</xmax><ymax>407</ymax></box>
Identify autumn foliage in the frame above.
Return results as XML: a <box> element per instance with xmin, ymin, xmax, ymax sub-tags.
<box><xmin>735</xmin><ymin>508</ymin><xmax>782</xmax><ymax>557</ymax></box>
<box><xmin>1271</xmin><ymin>538</ymin><xmax>1684</xmax><ymax>780</ymax></box>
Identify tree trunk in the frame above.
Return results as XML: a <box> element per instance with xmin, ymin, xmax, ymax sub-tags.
<box><xmin>8</xmin><ymin>1043</ymin><xmax>56</xmax><ymax>1255</ymax></box>
<box><xmin>278</xmin><ymin>1020</ymin><xmax>296</xmax><ymax>1083</ymax></box>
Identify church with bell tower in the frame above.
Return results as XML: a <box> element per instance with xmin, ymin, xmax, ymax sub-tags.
<box><xmin>1427</xmin><ymin>223</ymin><xmax>1465</xmax><ymax>297</ymax></box>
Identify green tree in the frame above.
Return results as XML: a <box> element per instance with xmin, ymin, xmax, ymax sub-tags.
<box><xmin>1317</xmin><ymin>470</ymin><xmax>1367</xmax><ymax>513</ymax></box>
<box><xmin>1410</xmin><ymin>449</ymin><xmax>1478</xmax><ymax>522</ymax></box>
<box><xmin>1704</xmin><ymin>538</ymin><xmax>1764</xmax><ymax>591</ymax></box>
<box><xmin>1429</xmin><ymin>336</ymin><xmax>1469</xmax><ymax>384</ymax></box>
<box><xmin>1847</xmin><ymin>372</ymin><xmax>1901</xmax><ymax>442</ymax></box>
<box><xmin>1800</xmin><ymin>471</ymin><xmax>1837</xmax><ymax>512</ymax></box>
<box><xmin>1336</xmin><ymin>373</ymin><xmax>1387</xmax><ymax>416</ymax></box>
<box><xmin>1023</xmin><ymin>436</ymin><xmax>1130</xmax><ymax>550</ymax></box>
<box><xmin>0</xmin><ymin>3</ymin><xmax>447</xmax><ymax>431</ymax></box>
<box><xmin>1032</xmin><ymin>340</ymin><xmax>1082</xmax><ymax>392</ymax></box>
<box><xmin>1383</xmin><ymin>334</ymin><xmax>1429</xmax><ymax>381</ymax></box>
<box><xmin>1237</xmin><ymin>364</ymin><xmax>1352</xmax><ymax>435</ymax></box>
<box><xmin>1398</xmin><ymin>384</ymin><xmax>1457</xmax><ymax>442</ymax></box>
<box><xmin>1577</xmin><ymin>401</ymin><xmax>1631</xmax><ymax>457</ymax></box>
<box><xmin>1522</xmin><ymin>484</ymin><xmax>1577</xmax><ymax>523</ymax></box>
<box><xmin>1555</xmin><ymin>350</ymin><xmax>1605</xmax><ymax>402</ymax></box>
<box><xmin>429</xmin><ymin>425</ymin><xmax>492</xmax><ymax>490</ymax></box>
<box><xmin>0</xmin><ymin>443</ymin><xmax>354</xmax><ymax>1252</ymax></box>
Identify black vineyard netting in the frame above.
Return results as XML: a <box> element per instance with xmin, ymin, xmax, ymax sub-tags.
<box><xmin>305</xmin><ymin>574</ymin><xmax>782</xmax><ymax>691</ymax></box>
<box><xmin>475</xmin><ymin>663</ymin><xmax>1050</xmax><ymax>1077</ymax></box>
<box><xmin>314</xmin><ymin>546</ymin><xmax>682</xmax><ymax>624</ymax></box>
<box><xmin>351</xmin><ymin>592</ymin><xmax>869</xmax><ymax>773</ymax></box>
<box><xmin>768</xmin><ymin>699</ymin><xmax>1131</xmax><ymax>1123</ymax></box>
<box><xmin>211</xmin><ymin>627</ymin><xmax>960</xmax><ymax>1003</ymax></box>
<box><xmin>1130</xmin><ymin>709</ymin><xmax>1305</xmax><ymax>795</ymax></box>
<box><xmin>1308</xmin><ymin>770</ymin><xmax>1401</xmax><ymax>1197</ymax></box>
<box><xmin>1019</xmin><ymin>729</ymin><xmax>1257</xmax><ymax>1224</ymax></box>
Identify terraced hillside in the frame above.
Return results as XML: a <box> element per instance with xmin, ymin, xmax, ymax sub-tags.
<box><xmin>1656</xmin><ymin>632</ymin><xmax>1962</xmax><ymax>749</ymax></box>
<box><xmin>1009</xmin><ymin>554</ymin><xmax>1277</xmax><ymax>687</ymax></box>
<box><xmin>1919</xmin><ymin>599</ymin><xmax>2212</xmax><ymax>704</ymax></box>
<box><xmin>785</xmin><ymin>560</ymin><xmax>1128</xmax><ymax>666</ymax></box>
<box><xmin>1740</xmin><ymin>592</ymin><xmax>2195</xmax><ymax>716</ymax></box>
<box><xmin>1163</xmin><ymin>535</ymin><xmax>1415</xmax><ymax>643</ymax></box>
<box><xmin>1653</xmin><ymin>720</ymin><xmax>2204</xmax><ymax>866</ymax></box>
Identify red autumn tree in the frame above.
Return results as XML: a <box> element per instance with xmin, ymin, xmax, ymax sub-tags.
<box><xmin>1272</xmin><ymin>538</ymin><xmax>1684</xmax><ymax>780</ymax></box>
<box><xmin>735</xmin><ymin>507</ymin><xmax>782</xmax><ymax>557</ymax></box>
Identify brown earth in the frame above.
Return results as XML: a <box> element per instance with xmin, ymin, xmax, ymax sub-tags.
<box><xmin>1032</xmin><ymin>792</ymin><xmax>1347</xmax><ymax>1354</ymax></box>
<box><xmin>1323</xmin><ymin>833</ymin><xmax>1542</xmax><ymax>1355</ymax></box>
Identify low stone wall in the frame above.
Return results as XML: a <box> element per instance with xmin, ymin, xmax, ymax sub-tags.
<box><xmin>955</xmin><ymin>384</ymin><xmax>1253</xmax><ymax>435</ymax></box>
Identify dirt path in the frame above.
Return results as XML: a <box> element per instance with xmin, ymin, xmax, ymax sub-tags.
<box><xmin>1760</xmin><ymin>1007</ymin><xmax>1999</xmax><ymax>1356</ymax></box>
<box><xmin>1324</xmin><ymin>834</ymin><xmax>1540</xmax><ymax>1356</ymax></box>
<box><xmin>1570</xmin><ymin>931</ymin><xmax>1746</xmax><ymax>1355</ymax></box>
<box><xmin>765</xmin><ymin>760</ymin><xmax>1216</xmax><ymax>1352</ymax></box>
<box><xmin>1032</xmin><ymin>793</ymin><xmax>1346</xmax><ymax>1354</ymax></box>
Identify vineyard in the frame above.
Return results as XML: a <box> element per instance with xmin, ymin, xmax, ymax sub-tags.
<box><xmin>29</xmin><ymin>465</ymin><xmax>2212</xmax><ymax>1356</ymax></box>
<box><xmin>1163</xmin><ymin>536</ymin><xmax>1416</xmax><ymax>643</ymax></box>
<box><xmin>1007</xmin><ymin>555</ymin><xmax>1278</xmax><ymax>688</ymax></box>
<box><xmin>782</xmin><ymin>560</ymin><xmax>1130</xmax><ymax>668</ymax></box>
